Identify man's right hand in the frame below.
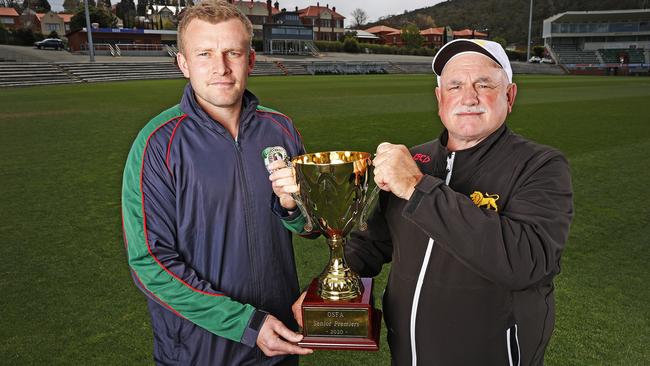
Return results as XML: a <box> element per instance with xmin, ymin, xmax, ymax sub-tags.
<box><xmin>256</xmin><ymin>314</ymin><xmax>313</xmax><ymax>357</ymax></box>
<box><xmin>291</xmin><ymin>291</ymin><xmax>307</xmax><ymax>328</ymax></box>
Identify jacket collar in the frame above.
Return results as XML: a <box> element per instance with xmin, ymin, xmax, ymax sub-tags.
<box><xmin>179</xmin><ymin>83</ymin><xmax>260</xmax><ymax>137</ymax></box>
<box><xmin>433</xmin><ymin>123</ymin><xmax>510</xmax><ymax>177</ymax></box>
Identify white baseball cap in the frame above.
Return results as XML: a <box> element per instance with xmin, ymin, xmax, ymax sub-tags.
<box><xmin>432</xmin><ymin>39</ymin><xmax>512</xmax><ymax>85</ymax></box>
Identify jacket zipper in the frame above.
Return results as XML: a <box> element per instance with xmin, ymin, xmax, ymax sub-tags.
<box><xmin>410</xmin><ymin>151</ymin><xmax>456</xmax><ymax>366</ymax></box>
<box><xmin>233</xmin><ymin>139</ymin><xmax>262</xmax><ymax>310</ymax></box>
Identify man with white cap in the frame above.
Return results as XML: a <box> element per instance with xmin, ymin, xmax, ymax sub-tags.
<box><xmin>275</xmin><ymin>39</ymin><xmax>574</xmax><ymax>365</ymax></box>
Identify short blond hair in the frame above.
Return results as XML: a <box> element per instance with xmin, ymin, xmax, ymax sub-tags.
<box><xmin>177</xmin><ymin>0</ymin><xmax>254</xmax><ymax>53</ymax></box>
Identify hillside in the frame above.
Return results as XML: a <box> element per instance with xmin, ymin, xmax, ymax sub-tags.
<box><xmin>369</xmin><ymin>0</ymin><xmax>647</xmax><ymax>46</ymax></box>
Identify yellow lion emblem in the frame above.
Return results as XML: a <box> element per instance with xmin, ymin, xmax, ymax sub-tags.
<box><xmin>470</xmin><ymin>191</ymin><xmax>500</xmax><ymax>212</ymax></box>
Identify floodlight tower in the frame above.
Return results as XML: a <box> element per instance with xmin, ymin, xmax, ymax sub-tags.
<box><xmin>526</xmin><ymin>0</ymin><xmax>533</xmax><ymax>61</ymax></box>
<box><xmin>84</xmin><ymin>0</ymin><xmax>95</xmax><ymax>62</ymax></box>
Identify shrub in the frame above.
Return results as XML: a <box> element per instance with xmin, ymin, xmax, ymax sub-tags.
<box><xmin>342</xmin><ymin>37</ymin><xmax>359</xmax><ymax>53</ymax></box>
<box><xmin>533</xmin><ymin>45</ymin><xmax>545</xmax><ymax>58</ymax></box>
<box><xmin>12</xmin><ymin>29</ymin><xmax>44</xmax><ymax>46</ymax></box>
<box><xmin>506</xmin><ymin>49</ymin><xmax>526</xmax><ymax>62</ymax></box>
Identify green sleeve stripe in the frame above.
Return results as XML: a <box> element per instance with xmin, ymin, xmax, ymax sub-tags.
<box><xmin>121</xmin><ymin>105</ymin><xmax>254</xmax><ymax>343</ymax></box>
<box><xmin>281</xmin><ymin>212</ymin><xmax>307</xmax><ymax>234</ymax></box>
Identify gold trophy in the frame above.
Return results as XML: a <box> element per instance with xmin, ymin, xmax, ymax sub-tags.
<box><xmin>291</xmin><ymin>151</ymin><xmax>380</xmax><ymax>350</ymax></box>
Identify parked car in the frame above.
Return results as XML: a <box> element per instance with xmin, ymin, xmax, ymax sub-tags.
<box><xmin>528</xmin><ymin>56</ymin><xmax>541</xmax><ymax>63</ymax></box>
<box><xmin>34</xmin><ymin>38</ymin><xmax>64</xmax><ymax>50</ymax></box>
<box><xmin>540</xmin><ymin>57</ymin><xmax>555</xmax><ymax>64</ymax></box>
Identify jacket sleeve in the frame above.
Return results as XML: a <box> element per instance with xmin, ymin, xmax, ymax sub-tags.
<box><xmin>402</xmin><ymin>152</ymin><xmax>573</xmax><ymax>290</ymax></box>
<box><xmin>345</xmin><ymin>192</ymin><xmax>394</xmax><ymax>277</ymax></box>
<box><xmin>121</xmin><ymin>125</ymin><xmax>263</xmax><ymax>347</ymax></box>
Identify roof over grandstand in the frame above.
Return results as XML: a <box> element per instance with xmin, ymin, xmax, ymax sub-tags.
<box><xmin>545</xmin><ymin>8</ymin><xmax>650</xmax><ymax>23</ymax></box>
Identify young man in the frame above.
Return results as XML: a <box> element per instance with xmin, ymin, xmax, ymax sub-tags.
<box><xmin>121</xmin><ymin>1</ymin><xmax>311</xmax><ymax>364</ymax></box>
<box><xmin>274</xmin><ymin>40</ymin><xmax>573</xmax><ymax>365</ymax></box>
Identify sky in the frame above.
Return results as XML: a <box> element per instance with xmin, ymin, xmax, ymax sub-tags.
<box><xmin>48</xmin><ymin>0</ymin><xmax>445</xmax><ymax>24</ymax></box>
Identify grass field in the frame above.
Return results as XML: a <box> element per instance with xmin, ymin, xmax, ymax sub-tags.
<box><xmin>1</xmin><ymin>74</ymin><xmax>649</xmax><ymax>365</ymax></box>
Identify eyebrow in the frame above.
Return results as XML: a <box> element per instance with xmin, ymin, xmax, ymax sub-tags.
<box><xmin>447</xmin><ymin>76</ymin><xmax>497</xmax><ymax>85</ymax></box>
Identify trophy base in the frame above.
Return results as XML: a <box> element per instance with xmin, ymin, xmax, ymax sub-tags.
<box><xmin>298</xmin><ymin>278</ymin><xmax>381</xmax><ymax>351</ymax></box>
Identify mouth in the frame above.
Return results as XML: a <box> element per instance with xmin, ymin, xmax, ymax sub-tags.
<box><xmin>209</xmin><ymin>81</ymin><xmax>235</xmax><ymax>87</ymax></box>
<box><xmin>455</xmin><ymin>112</ymin><xmax>483</xmax><ymax>117</ymax></box>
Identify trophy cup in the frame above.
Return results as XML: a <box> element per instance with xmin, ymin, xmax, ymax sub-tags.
<box><xmin>291</xmin><ymin>151</ymin><xmax>381</xmax><ymax>351</ymax></box>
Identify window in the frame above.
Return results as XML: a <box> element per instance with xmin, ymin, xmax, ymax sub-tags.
<box><xmin>0</xmin><ymin>17</ymin><xmax>14</xmax><ymax>25</ymax></box>
<box><xmin>46</xmin><ymin>23</ymin><xmax>59</xmax><ymax>31</ymax></box>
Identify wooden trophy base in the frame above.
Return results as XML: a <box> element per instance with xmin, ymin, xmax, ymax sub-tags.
<box><xmin>298</xmin><ymin>278</ymin><xmax>381</xmax><ymax>351</ymax></box>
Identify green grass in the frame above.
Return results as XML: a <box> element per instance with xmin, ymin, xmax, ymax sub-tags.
<box><xmin>0</xmin><ymin>74</ymin><xmax>649</xmax><ymax>365</ymax></box>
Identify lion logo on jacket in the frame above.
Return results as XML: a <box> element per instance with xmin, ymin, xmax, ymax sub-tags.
<box><xmin>470</xmin><ymin>191</ymin><xmax>500</xmax><ymax>212</ymax></box>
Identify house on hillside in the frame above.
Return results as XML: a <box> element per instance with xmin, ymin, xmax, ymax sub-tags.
<box><xmin>421</xmin><ymin>26</ymin><xmax>453</xmax><ymax>48</ymax></box>
<box><xmin>364</xmin><ymin>25</ymin><xmax>400</xmax><ymax>45</ymax></box>
<box><xmin>453</xmin><ymin>28</ymin><xmax>488</xmax><ymax>40</ymax></box>
<box><xmin>18</xmin><ymin>10</ymin><xmax>71</xmax><ymax>36</ymax></box>
<box><xmin>0</xmin><ymin>7</ymin><xmax>19</xmax><ymax>30</ymax></box>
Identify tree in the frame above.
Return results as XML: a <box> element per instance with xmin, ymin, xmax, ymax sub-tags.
<box><xmin>98</xmin><ymin>0</ymin><xmax>111</xmax><ymax>8</ymax></box>
<box><xmin>23</xmin><ymin>0</ymin><xmax>51</xmax><ymax>12</ymax></box>
<box><xmin>62</xmin><ymin>0</ymin><xmax>80</xmax><ymax>13</ymax></box>
<box><xmin>401</xmin><ymin>23</ymin><xmax>424</xmax><ymax>49</ymax></box>
<box><xmin>350</xmin><ymin>8</ymin><xmax>367</xmax><ymax>28</ymax></box>
<box><xmin>116</xmin><ymin>0</ymin><xmax>136</xmax><ymax>28</ymax></box>
<box><xmin>70</xmin><ymin>5</ymin><xmax>117</xmax><ymax>31</ymax></box>
<box><xmin>492</xmin><ymin>36</ymin><xmax>507</xmax><ymax>48</ymax></box>
<box><xmin>136</xmin><ymin>0</ymin><xmax>148</xmax><ymax>16</ymax></box>
<box><xmin>414</xmin><ymin>14</ymin><xmax>435</xmax><ymax>29</ymax></box>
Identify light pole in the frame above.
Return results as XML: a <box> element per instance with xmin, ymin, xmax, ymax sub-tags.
<box><xmin>84</xmin><ymin>0</ymin><xmax>95</xmax><ymax>62</ymax></box>
<box><xmin>526</xmin><ymin>0</ymin><xmax>533</xmax><ymax>61</ymax></box>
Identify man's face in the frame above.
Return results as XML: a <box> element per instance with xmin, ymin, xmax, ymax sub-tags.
<box><xmin>435</xmin><ymin>53</ymin><xmax>517</xmax><ymax>148</ymax></box>
<box><xmin>177</xmin><ymin>18</ymin><xmax>255</xmax><ymax>112</ymax></box>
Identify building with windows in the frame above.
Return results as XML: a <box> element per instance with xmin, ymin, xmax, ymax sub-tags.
<box><xmin>363</xmin><ymin>25</ymin><xmax>399</xmax><ymax>45</ymax></box>
<box><xmin>452</xmin><ymin>28</ymin><xmax>488</xmax><ymax>40</ymax></box>
<box><xmin>0</xmin><ymin>7</ymin><xmax>19</xmax><ymax>30</ymax></box>
<box><xmin>298</xmin><ymin>3</ymin><xmax>344</xmax><ymax>41</ymax></box>
<box><xmin>263</xmin><ymin>10</ymin><xmax>315</xmax><ymax>54</ymax></box>
<box><xmin>235</xmin><ymin>0</ymin><xmax>280</xmax><ymax>39</ymax></box>
<box><xmin>421</xmin><ymin>26</ymin><xmax>453</xmax><ymax>48</ymax></box>
<box><xmin>17</xmin><ymin>10</ymin><xmax>71</xmax><ymax>36</ymax></box>
<box><xmin>543</xmin><ymin>9</ymin><xmax>650</xmax><ymax>75</ymax></box>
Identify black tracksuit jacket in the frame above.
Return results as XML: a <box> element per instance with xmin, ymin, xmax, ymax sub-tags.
<box><xmin>346</xmin><ymin>124</ymin><xmax>573</xmax><ymax>366</ymax></box>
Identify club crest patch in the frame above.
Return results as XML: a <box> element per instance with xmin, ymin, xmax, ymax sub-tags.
<box><xmin>412</xmin><ymin>153</ymin><xmax>431</xmax><ymax>163</ymax></box>
<box><xmin>470</xmin><ymin>191</ymin><xmax>500</xmax><ymax>212</ymax></box>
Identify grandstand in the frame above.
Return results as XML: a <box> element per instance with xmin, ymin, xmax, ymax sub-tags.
<box><xmin>543</xmin><ymin>9</ymin><xmax>650</xmax><ymax>75</ymax></box>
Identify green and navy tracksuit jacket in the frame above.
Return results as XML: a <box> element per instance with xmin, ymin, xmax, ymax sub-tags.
<box><xmin>121</xmin><ymin>84</ymin><xmax>304</xmax><ymax>365</ymax></box>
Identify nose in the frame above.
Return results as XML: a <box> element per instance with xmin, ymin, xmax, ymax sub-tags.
<box><xmin>212</xmin><ymin>54</ymin><xmax>229</xmax><ymax>76</ymax></box>
<box><xmin>461</xmin><ymin>85</ymin><xmax>479</xmax><ymax>106</ymax></box>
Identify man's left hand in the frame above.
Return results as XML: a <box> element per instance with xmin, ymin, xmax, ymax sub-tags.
<box><xmin>373</xmin><ymin>142</ymin><xmax>423</xmax><ymax>200</ymax></box>
<box><xmin>269</xmin><ymin>160</ymin><xmax>298</xmax><ymax>211</ymax></box>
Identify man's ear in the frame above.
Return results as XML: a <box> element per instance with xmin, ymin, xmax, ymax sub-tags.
<box><xmin>248</xmin><ymin>49</ymin><xmax>256</xmax><ymax>75</ymax></box>
<box><xmin>177</xmin><ymin>52</ymin><xmax>190</xmax><ymax>79</ymax></box>
<box><xmin>506</xmin><ymin>83</ymin><xmax>518</xmax><ymax>113</ymax></box>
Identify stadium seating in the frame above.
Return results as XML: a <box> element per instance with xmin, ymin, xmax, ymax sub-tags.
<box><xmin>56</xmin><ymin>61</ymin><xmax>184</xmax><ymax>82</ymax></box>
<box><xmin>550</xmin><ymin>43</ymin><xmax>600</xmax><ymax>64</ymax></box>
<box><xmin>0</xmin><ymin>63</ymin><xmax>81</xmax><ymax>87</ymax></box>
<box><xmin>598</xmin><ymin>48</ymin><xmax>646</xmax><ymax>64</ymax></box>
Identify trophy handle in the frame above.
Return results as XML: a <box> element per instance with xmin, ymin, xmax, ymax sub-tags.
<box><xmin>359</xmin><ymin>186</ymin><xmax>380</xmax><ymax>231</ymax></box>
<box><xmin>291</xmin><ymin>192</ymin><xmax>316</xmax><ymax>232</ymax></box>
<box><xmin>287</xmin><ymin>160</ymin><xmax>316</xmax><ymax>233</ymax></box>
